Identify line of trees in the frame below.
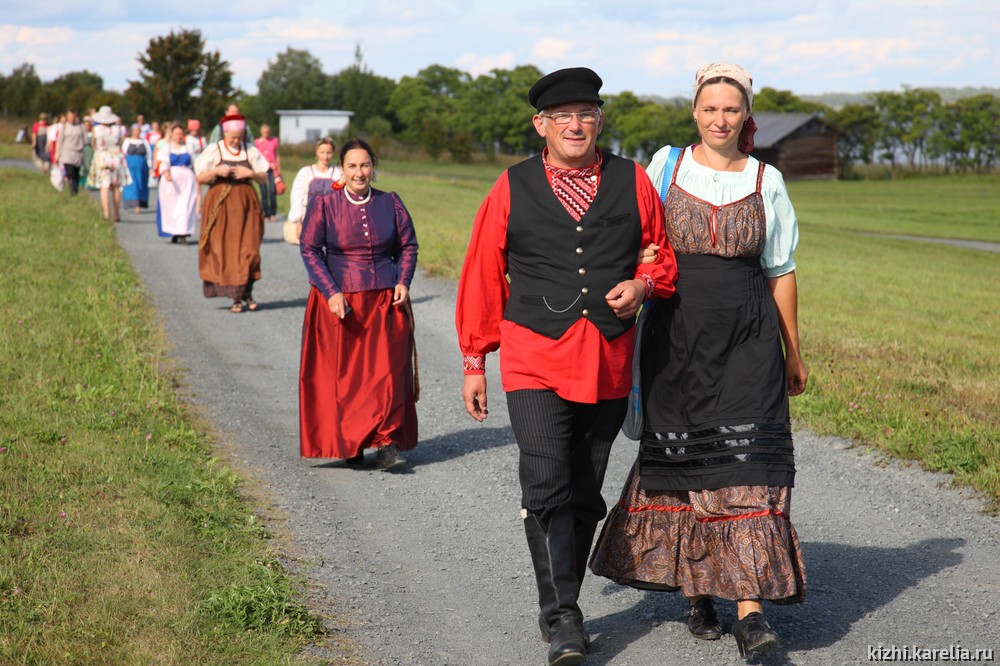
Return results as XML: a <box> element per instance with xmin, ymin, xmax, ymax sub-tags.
<box><xmin>4</xmin><ymin>34</ymin><xmax>998</xmax><ymax>175</ymax></box>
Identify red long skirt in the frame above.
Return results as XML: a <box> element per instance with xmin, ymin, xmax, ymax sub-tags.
<box><xmin>299</xmin><ymin>286</ymin><xmax>418</xmax><ymax>458</ymax></box>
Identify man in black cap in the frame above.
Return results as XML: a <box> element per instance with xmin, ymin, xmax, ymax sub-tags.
<box><xmin>456</xmin><ymin>67</ymin><xmax>678</xmax><ymax>664</ymax></box>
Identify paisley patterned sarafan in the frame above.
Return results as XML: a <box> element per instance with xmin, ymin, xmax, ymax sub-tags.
<box><xmin>590</xmin><ymin>462</ymin><xmax>806</xmax><ymax>603</ymax></box>
<box><xmin>662</xmin><ymin>149</ymin><xmax>766</xmax><ymax>258</ymax></box>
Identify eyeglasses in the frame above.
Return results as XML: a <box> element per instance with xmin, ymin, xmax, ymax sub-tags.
<box><xmin>539</xmin><ymin>111</ymin><xmax>602</xmax><ymax>125</ymax></box>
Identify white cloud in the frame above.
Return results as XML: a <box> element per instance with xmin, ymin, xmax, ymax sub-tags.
<box><xmin>532</xmin><ymin>38</ymin><xmax>573</xmax><ymax>61</ymax></box>
<box><xmin>12</xmin><ymin>26</ymin><xmax>75</xmax><ymax>45</ymax></box>
<box><xmin>245</xmin><ymin>19</ymin><xmax>348</xmax><ymax>43</ymax></box>
<box><xmin>455</xmin><ymin>52</ymin><xmax>517</xmax><ymax>77</ymax></box>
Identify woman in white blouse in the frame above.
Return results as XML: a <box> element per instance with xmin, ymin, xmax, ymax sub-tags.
<box><xmin>283</xmin><ymin>137</ymin><xmax>342</xmax><ymax>245</ymax></box>
<box><xmin>590</xmin><ymin>63</ymin><xmax>807</xmax><ymax>661</ymax></box>
<box><xmin>155</xmin><ymin>123</ymin><xmax>198</xmax><ymax>244</ymax></box>
<box><xmin>194</xmin><ymin>113</ymin><xmax>269</xmax><ymax>313</ymax></box>
<box><xmin>85</xmin><ymin>106</ymin><xmax>132</xmax><ymax>220</ymax></box>
<box><xmin>121</xmin><ymin>123</ymin><xmax>153</xmax><ymax>213</ymax></box>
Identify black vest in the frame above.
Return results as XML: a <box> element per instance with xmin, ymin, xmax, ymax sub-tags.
<box><xmin>504</xmin><ymin>152</ymin><xmax>641</xmax><ymax>340</ymax></box>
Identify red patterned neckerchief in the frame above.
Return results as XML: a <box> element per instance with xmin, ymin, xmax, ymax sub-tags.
<box><xmin>542</xmin><ymin>148</ymin><xmax>602</xmax><ymax>222</ymax></box>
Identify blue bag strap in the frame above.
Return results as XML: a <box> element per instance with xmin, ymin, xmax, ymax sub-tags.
<box><xmin>658</xmin><ymin>146</ymin><xmax>682</xmax><ymax>204</ymax></box>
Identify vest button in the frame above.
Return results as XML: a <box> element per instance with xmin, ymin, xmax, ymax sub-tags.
<box><xmin>575</xmin><ymin>247</ymin><xmax>583</xmax><ymax>255</ymax></box>
<box><xmin>576</xmin><ymin>226</ymin><xmax>584</xmax><ymax>233</ymax></box>
<box><xmin>581</xmin><ymin>287</ymin><xmax>589</xmax><ymax>294</ymax></box>
<box><xmin>582</xmin><ymin>309</ymin><xmax>590</xmax><ymax>317</ymax></box>
<box><xmin>578</xmin><ymin>267</ymin><xmax>586</xmax><ymax>275</ymax></box>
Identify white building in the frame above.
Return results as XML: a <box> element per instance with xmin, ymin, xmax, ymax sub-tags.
<box><xmin>276</xmin><ymin>109</ymin><xmax>354</xmax><ymax>144</ymax></box>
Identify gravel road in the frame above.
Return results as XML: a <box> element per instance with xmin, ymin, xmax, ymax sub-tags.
<box><xmin>45</xmin><ymin>174</ymin><xmax>1000</xmax><ymax>664</ymax></box>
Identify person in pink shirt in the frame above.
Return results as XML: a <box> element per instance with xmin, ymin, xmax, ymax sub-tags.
<box><xmin>254</xmin><ymin>124</ymin><xmax>281</xmax><ymax>221</ymax></box>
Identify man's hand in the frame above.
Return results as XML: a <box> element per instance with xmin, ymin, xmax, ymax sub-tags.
<box><xmin>462</xmin><ymin>375</ymin><xmax>488</xmax><ymax>422</ymax></box>
<box><xmin>638</xmin><ymin>243</ymin><xmax>659</xmax><ymax>265</ymax></box>
<box><xmin>605</xmin><ymin>279</ymin><xmax>646</xmax><ymax>319</ymax></box>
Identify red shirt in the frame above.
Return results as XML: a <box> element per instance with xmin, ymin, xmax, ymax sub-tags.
<box><xmin>456</xmin><ymin>157</ymin><xmax>677</xmax><ymax>404</ymax></box>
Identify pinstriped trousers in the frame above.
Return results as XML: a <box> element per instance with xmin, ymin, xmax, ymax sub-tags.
<box><xmin>506</xmin><ymin>389</ymin><xmax>627</xmax><ymax>526</ymax></box>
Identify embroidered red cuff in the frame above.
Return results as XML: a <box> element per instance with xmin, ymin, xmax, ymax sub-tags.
<box><xmin>638</xmin><ymin>273</ymin><xmax>655</xmax><ymax>300</ymax></box>
<box><xmin>463</xmin><ymin>355</ymin><xmax>486</xmax><ymax>374</ymax></box>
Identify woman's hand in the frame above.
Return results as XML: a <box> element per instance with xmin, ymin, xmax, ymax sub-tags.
<box><xmin>392</xmin><ymin>284</ymin><xmax>409</xmax><ymax>306</ymax></box>
<box><xmin>214</xmin><ymin>164</ymin><xmax>231</xmax><ymax>179</ymax></box>
<box><xmin>786</xmin><ymin>352</ymin><xmax>808</xmax><ymax>397</ymax></box>
<box><xmin>327</xmin><ymin>293</ymin><xmax>348</xmax><ymax>319</ymax></box>
<box><xmin>232</xmin><ymin>165</ymin><xmax>254</xmax><ymax>180</ymax></box>
<box><xmin>639</xmin><ymin>243</ymin><xmax>659</xmax><ymax>265</ymax></box>
<box><xmin>294</xmin><ymin>222</ymin><xmax>302</xmax><ymax>242</ymax></box>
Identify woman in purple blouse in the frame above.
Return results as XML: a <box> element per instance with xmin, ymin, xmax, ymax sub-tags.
<box><xmin>299</xmin><ymin>138</ymin><xmax>419</xmax><ymax>470</ymax></box>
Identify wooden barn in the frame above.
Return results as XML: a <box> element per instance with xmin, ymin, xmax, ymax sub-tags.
<box><xmin>750</xmin><ymin>113</ymin><xmax>838</xmax><ymax>180</ymax></box>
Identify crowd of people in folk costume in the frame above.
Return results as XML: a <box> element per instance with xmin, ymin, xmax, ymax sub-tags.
<box><xmin>28</xmin><ymin>61</ymin><xmax>807</xmax><ymax>665</ymax></box>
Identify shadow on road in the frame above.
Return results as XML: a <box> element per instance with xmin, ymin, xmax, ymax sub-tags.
<box><xmin>404</xmin><ymin>426</ymin><xmax>515</xmax><ymax>466</ymax></box>
<box><xmin>584</xmin><ymin>589</ymin><xmax>688</xmax><ymax>665</ymax></box>
<box><xmin>582</xmin><ymin>537</ymin><xmax>964</xmax><ymax>664</ymax></box>
<box><xmin>305</xmin><ymin>426</ymin><xmax>515</xmax><ymax>472</ymax></box>
<box><xmin>253</xmin><ymin>297</ymin><xmax>309</xmax><ymax>311</ymax></box>
<box><xmin>793</xmin><ymin>537</ymin><xmax>964</xmax><ymax>650</ymax></box>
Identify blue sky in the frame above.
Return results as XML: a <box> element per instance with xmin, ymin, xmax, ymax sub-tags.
<box><xmin>2</xmin><ymin>0</ymin><xmax>997</xmax><ymax>98</ymax></box>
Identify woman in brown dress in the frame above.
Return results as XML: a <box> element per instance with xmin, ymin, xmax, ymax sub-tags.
<box><xmin>590</xmin><ymin>63</ymin><xmax>808</xmax><ymax>660</ymax></box>
<box><xmin>194</xmin><ymin>113</ymin><xmax>269</xmax><ymax>312</ymax></box>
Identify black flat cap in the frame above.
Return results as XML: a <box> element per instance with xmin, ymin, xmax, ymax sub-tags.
<box><xmin>528</xmin><ymin>67</ymin><xmax>604</xmax><ymax>111</ymax></box>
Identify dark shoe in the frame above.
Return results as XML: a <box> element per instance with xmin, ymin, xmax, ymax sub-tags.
<box><xmin>170</xmin><ymin>236</ymin><xmax>179</xmax><ymax>244</ymax></box>
<box><xmin>539</xmin><ymin>614</ymin><xmax>591</xmax><ymax>652</ymax></box>
<box><xmin>732</xmin><ymin>612</ymin><xmax>779</xmax><ymax>659</ymax></box>
<box><xmin>686</xmin><ymin>597</ymin><xmax>722</xmax><ymax>640</ymax></box>
<box><xmin>375</xmin><ymin>445</ymin><xmax>406</xmax><ymax>470</ymax></box>
<box><xmin>178</xmin><ymin>235</ymin><xmax>189</xmax><ymax>246</ymax></box>
<box><xmin>229</xmin><ymin>301</ymin><xmax>244</xmax><ymax>313</ymax></box>
<box><xmin>547</xmin><ymin>614</ymin><xmax>586</xmax><ymax>665</ymax></box>
<box><xmin>344</xmin><ymin>451</ymin><xmax>365</xmax><ymax>468</ymax></box>
<box><xmin>244</xmin><ymin>297</ymin><xmax>259</xmax><ymax>311</ymax></box>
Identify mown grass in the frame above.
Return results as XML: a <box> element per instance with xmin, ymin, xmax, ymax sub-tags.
<box><xmin>0</xmin><ymin>170</ymin><xmax>344</xmax><ymax>664</ymax></box>
<box><xmin>791</xmin><ymin>175</ymin><xmax>1000</xmax><ymax>242</ymax></box>
<box><xmin>793</xmin><ymin>225</ymin><xmax>999</xmax><ymax>504</ymax></box>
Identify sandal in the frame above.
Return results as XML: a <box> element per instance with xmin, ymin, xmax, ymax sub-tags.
<box><xmin>230</xmin><ymin>301</ymin><xmax>244</xmax><ymax>313</ymax></box>
<box><xmin>244</xmin><ymin>297</ymin><xmax>259</xmax><ymax>311</ymax></box>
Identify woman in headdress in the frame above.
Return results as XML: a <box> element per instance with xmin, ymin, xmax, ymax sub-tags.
<box><xmin>86</xmin><ymin>105</ymin><xmax>132</xmax><ymax>221</ymax></box>
<box><xmin>193</xmin><ymin>113</ymin><xmax>269</xmax><ymax>312</ymax></box>
<box><xmin>591</xmin><ymin>62</ymin><xmax>807</xmax><ymax>660</ymax></box>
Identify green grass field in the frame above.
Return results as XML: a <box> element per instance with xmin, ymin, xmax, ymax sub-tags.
<box><xmin>791</xmin><ymin>176</ymin><xmax>1000</xmax><ymax>242</ymax></box>
<box><xmin>0</xmin><ymin>169</ymin><xmax>346</xmax><ymax>664</ymax></box>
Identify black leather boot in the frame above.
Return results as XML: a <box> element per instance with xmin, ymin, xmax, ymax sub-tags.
<box><xmin>525</xmin><ymin>512</ymin><xmax>587</xmax><ymax>666</ymax></box>
<box><xmin>732</xmin><ymin>611</ymin><xmax>779</xmax><ymax>659</ymax></box>
<box><xmin>686</xmin><ymin>597</ymin><xmax>723</xmax><ymax>640</ymax></box>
